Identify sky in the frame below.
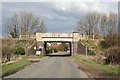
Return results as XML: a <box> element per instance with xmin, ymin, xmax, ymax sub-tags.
<box><xmin>1</xmin><ymin>0</ymin><xmax>119</xmax><ymax>37</ymax></box>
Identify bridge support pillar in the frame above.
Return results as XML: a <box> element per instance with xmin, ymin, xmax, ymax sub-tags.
<box><xmin>72</xmin><ymin>42</ymin><xmax>78</xmax><ymax>55</ymax></box>
<box><xmin>73</xmin><ymin>32</ymin><xmax>80</xmax><ymax>55</ymax></box>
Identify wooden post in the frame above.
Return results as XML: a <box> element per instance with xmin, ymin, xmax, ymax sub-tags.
<box><xmin>86</xmin><ymin>46</ymin><xmax>88</xmax><ymax>59</ymax></box>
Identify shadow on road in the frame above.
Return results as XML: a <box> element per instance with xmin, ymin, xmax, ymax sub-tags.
<box><xmin>46</xmin><ymin>52</ymin><xmax>71</xmax><ymax>57</ymax></box>
<box><xmin>46</xmin><ymin>54</ymin><xmax>71</xmax><ymax>57</ymax></box>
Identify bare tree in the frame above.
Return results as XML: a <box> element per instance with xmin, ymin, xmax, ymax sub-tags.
<box><xmin>107</xmin><ymin>12</ymin><xmax>117</xmax><ymax>34</ymax></box>
<box><xmin>87</xmin><ymin>12</ymin><xmax>100</xmax><ymax>39</ymax></box>
<box><xmin>7</xmin><ymin>11</ymin><xmax>45</xmax><ymax>38</ymax></box>
<box><xmin>76</xmin><ymin>19</ymin><xmax>85</xmax><ymax>35</ymax></box>
<box><xmin>100</xmin><ymin>14</ymin><xmax>107</xmax><ymax>38</ymax></box>
<box><xmin>77</xmin><ymin>12</ymin><xmax>100</xmax><ymax>39</ymax></box>
<box><xmin>7</xmin><ymin>14</ymin><xmax>19</xmax><ymax>38</ymax></box>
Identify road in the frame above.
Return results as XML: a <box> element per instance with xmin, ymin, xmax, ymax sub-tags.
<box><xmin>6</xmin><ymin>56</ymin><xmax>88</xmax><ymax>78</ymax></box>
<box><xmin>47</xmin><ymin>52</ymin><xmax>70</xmax><ymax>56</ymax></box>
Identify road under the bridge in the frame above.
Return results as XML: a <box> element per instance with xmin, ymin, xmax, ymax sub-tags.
<box><xmin>6</xmin><ymin>53</ymin><xmax>88</xmax><ymax>78</ymax></box>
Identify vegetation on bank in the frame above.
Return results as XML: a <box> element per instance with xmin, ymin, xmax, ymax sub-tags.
<box><xmin>1</xmin><ymin>38</ymin><xmax>44</xmax><ymax>77</ymax></box>
<box><xmin>2</xmin><ymin>38</ymin><xmax>35</xmax><ymax>63</ymax></box>
<box><xmin>80</xmin><ymin>33</ymin><xmax>120</xmax><ymax>65</ymax></box>
<box><xmin>78</xmin><ymin>33</ymin><xmax>120</xmax><ymax>75</ymax></box>
<box><xmin>71</xmin><ymin>55</ymin><xmax>120</xmax><ymax>74</ymax></box>
<box><xmin>1</xmin><ymin>59</ymin><xmax>30</xmax><ymax>77</ymax></box>
<box><xmin>80</xmin><ymin>39</ymin><xmax>102</xmax><ymax>55</ymax></box>
<box><xmin>76</xmin><ymin>11</ymin><xmax>119</xmax><ymax>66</ymax></box>
<box><xmin>1</xmin><ymin>55</ymin><xmax>44</xmax><ymax>77</ymax></box>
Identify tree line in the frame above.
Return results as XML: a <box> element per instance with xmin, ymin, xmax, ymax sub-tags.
<box><xmin>2</xmin><ymin>11</ymin><xmax>45</xmax><ymax>63</ymax></box>
<box><xmin>76</xmin><ymin>12</ymin><xmax>118</xmax><ymax>39</ymax></box>
<box><xmin>76</xmin><ymin>11</ymin><xmax>120</xmax><ymax>64</ymax></box>
<box><xmin>6</xmin><ymin>11</ymin><xmax>45</xmax><ymax>38</ymax></box>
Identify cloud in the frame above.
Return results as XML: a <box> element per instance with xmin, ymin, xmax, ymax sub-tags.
<box><xmin>1</xmin><ymin>2</ymin><xmax>118</xmax><ymax>37</ymax></box>
<box><xmin>1</xmin><ymin>0</ymin><xmax>119</xmax><ymax>2</ymax></box>
<box><xmin>54</xmin><ymin>2</ymin><xmax>118</xmax><ymax>13</ymax></box>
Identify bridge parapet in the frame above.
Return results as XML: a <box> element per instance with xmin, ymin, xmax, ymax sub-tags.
<box><xmin>42</xmin><ymin>33</ymin><xmax>73</xmax><ymax>38</ymax></box>
<box><xmin>36</xmin><ymin>32</ymin><xmax>81</xmax><ymax>41</ymax></box>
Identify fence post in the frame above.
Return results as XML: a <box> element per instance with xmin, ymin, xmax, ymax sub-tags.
<box><xmin>86</xmin><ymin>46</ymin><xmax>88</xmax><ymax>59</ymax></box>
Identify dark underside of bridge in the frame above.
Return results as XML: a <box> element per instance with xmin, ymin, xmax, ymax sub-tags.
<box><xmin>44</xmin><ymin>41</ymin><xmax>72</xmax><ymax>57</ymax></box>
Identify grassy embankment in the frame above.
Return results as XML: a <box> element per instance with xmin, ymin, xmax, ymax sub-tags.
<box><xmin>80</xmin><ymin>40</ymin><xmax>103</xmax><ymax>52</ymax></box>
<box><xmin>72</xmin><ymin>40</ymin><xmax>120</xmax><ymax>74</ymax></box>
<box><xmin>1</xmin><ymin>58</ymin><xmax>30</xmax><ymax>77</ymax></box>
<box><xmin>0</xmin><ymin>55</ymin><xmax>44</xmax><ymax>77</ymax></box>
<box><xmin>1</xmin><ymin>38</ymin><xmax>37</xmax><ymax>77</ymax></box>
<box><xmin>71</xmin><ymin>55</ymin><xmax>119</xmax><ymax>74</ymax></box>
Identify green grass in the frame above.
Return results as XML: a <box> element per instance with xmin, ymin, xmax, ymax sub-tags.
<box><xmin>80</xmin><ymin>40</ymin><xmax>104</xmax><ymax>55</ymax></box>
<box><xmin>0</xmin><ymin>55</ymin><xmax>44</xmax><ymax>77</ymax></box>
<box><xmin>71</xmin><ymin>55</ymin><xmax>119</xmax><ymax>74</ymax></box>
<box><xmin>80</xmin><ymin>40</ymin><xmax>98</xmax><ymax>48</ymax></box>
<box><xmin>1</xmin><ymin>59</ymin><xmax>31</xmax><ymax>76</ymax></box>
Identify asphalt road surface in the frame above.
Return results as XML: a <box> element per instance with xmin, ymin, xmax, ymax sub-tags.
<box><xmin>6</xmin><ymin>56</ymin><xmax>88</xmax><ymax>78</ymax></box>
<box><xmin>47</xmin><ymin>52</ymin><xmax>70</xmax><ymax>56</ymax></box>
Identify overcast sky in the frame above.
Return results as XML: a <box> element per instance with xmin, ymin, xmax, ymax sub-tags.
<box><xmin>1</xmin><ymin>0</ymin><xmax>119</xmax><ymax>37</ymax></box>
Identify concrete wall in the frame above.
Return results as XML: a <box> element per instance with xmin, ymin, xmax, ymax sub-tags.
<box><xmin>72</xmin><ymin>32</ymin><xmax>80</xmax><ymax>55</ymax></box>
<box><xmin>77</xmin><ymin>41</ymin><xmax>86</xmax><ymax>54</ymax></box>
<box><xmin>26</xmin><ymin>41</ymin><xmax>37</xmax><ymax>55</ymax></box>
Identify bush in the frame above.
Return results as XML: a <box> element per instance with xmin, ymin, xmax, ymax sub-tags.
<box><xmin>104</xmin><ymin>46</ymin><xmax>120</xmax><ymax>64</ymax></box>
<box><xmin>88</xmin><ymin>50</ymin><xmax>95</xmax><ymax>55</ymax></box>
<box><xmin>99</xmin><ymin>40</ymin><xmax>108</xmax><ymax>49</ymax></box>
<box><xmin>12</xmin><ymin>46</ymin><xmax>25</xmax><ymax>55</ymax></box>
<box><xmin>46</xmin><ymin>47</ymin><xmax>53</xmax><ymax>53</ymax></box>
<box><xmin>100</xmin><ymin>33</ymin><xmax>118</xmax><ymax>49</ymax></box>
<box><xmin>2</xmin><ymin>45</ymin><xmax>12</xmax><ymax>62</ymax></box>
<box><xmin>54</xmin><ymin>48</ymin><xmax>58</xmax><ymax>53</ymax></box>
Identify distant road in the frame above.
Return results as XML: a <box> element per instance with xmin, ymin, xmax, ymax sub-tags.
<box><xmin>47</xmin><ymin>52</ymin><xmax>70</xmax><ymax>56</ymax></box>
<box><xmin>6</xmin><ymin>55</ymin><xmax>88</xmax><ymax>78</ymax></box>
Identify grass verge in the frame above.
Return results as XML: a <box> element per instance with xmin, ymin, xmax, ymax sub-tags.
<box><xmin>1</xmin><ymin>59</ymin><xmax>31</xmax><ymax>77</ymax></box>
<box><xmin>1</xmin><ymin>55</ymin><xmax>44</xmax><ymax>77</ymax></box>
<box><xmin>71</xmin><ymin>55</ymin><xmax>120</xmax><ymax>74</ymax></box>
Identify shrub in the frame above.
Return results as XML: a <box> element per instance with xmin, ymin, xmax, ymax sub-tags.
<box><xmin>88</xmin><ymin>50</ymin><xmax>95</xmax><ymax>55</ymax></box>
<box><xmin>12</xmin><ymin>46</ymin><xmax>25</xmax><ymax>55</ymax></box>
<box><xmin>54</xmin><ymin>48</ymin><xmax>58</xmax><ymax>53</ymax></box>
<box><xmin>99</xmin><ymin>40</ymin><xmax>108</xmax><ymax>49</ymax></box>
<box><xmin>2</xmin><ymin>45</ymin><xmax>12</xmax><ymax>62</ymax></box>
<box><xmin>46</xmin><ymin>47</ymin><xmax>53</xmax><ymax>53</ymax></box>
<box><xmin>100</xmin><ymin>33</ymin><xmax>118</xmax><ymax>49</ymax></box>
<box><xmin>104</xmin><ymin>46</ymin><xmax>120</xmax><ymax>64</ymax></box>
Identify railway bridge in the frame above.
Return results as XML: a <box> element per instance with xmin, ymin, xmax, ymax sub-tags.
<box><xmin>35</xmin><ymin>32</ymin><xmax>84</xmax><ymax>56</ymax></box>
